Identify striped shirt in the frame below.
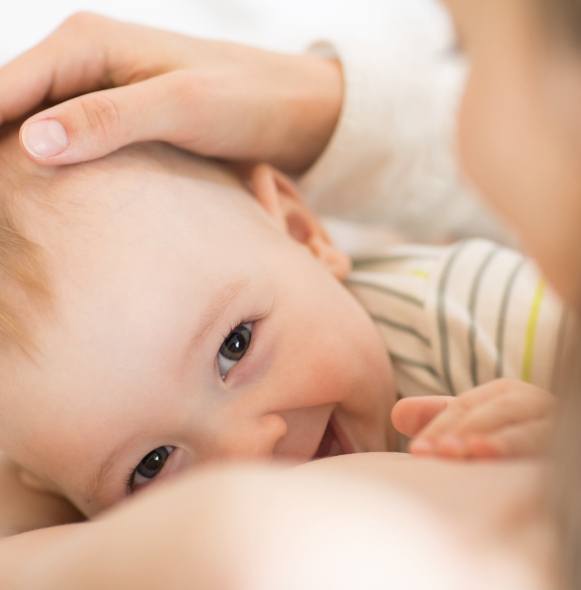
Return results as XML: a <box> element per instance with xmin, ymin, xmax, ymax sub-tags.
<box><xmin>346</xmin><ymin>239</ymin><xmax>571</xmax><ymax>400</ymax></box>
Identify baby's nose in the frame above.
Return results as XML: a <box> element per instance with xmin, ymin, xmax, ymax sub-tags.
<box><xmin>208</xmin><ymin>414</ymin><xmax>288</xmax><ymax>460</ymax></box>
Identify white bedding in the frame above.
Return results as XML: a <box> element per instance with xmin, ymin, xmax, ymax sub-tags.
<box><xmin>0</xmin><ymin>0</ymin><xmax>443</xmax><ymax>61</ymax></box>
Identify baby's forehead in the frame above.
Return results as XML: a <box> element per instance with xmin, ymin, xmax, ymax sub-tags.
<box><xmin>0</xmin><ymin>130</ymin><xmax>256</xmax><ymax>343</ymax></box>
<box><xmin>1</xmin><ymin>135</ymin><xmax>247</xmax><ymax>235</ymax></box>
<box><xmin>0</xmin><ymin>125</ymin><xmax>241</xmax><ymax>196</ymax></box>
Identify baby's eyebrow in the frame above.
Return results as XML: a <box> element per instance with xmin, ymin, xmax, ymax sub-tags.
<box><xmin>185</xmin><ymin>277</ymin><xmax>250</xmax><ymax>357</ymax></box>
<box><xmin>87</xmin><ymin>276</ymin><xmax>250</xmax><ymax>502</ymax></box>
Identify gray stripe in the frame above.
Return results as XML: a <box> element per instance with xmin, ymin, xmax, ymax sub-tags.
<box><xmin>495</xmin><ymin>258</ymin><xmax>527</xmax><ymax>378</ymax></box>
<box><xmin>371</xmin><ymin>314</ymin><xmax>431</xmax><ymax>347</ymax></box>
<box><xmin>468</xmin><ymin>246</ymin><xmax>500</xmax><ymax>386</ymax></box>
<box><xmin>390</xmin><ymin>353</ymin><xmax>440</xmax><ymax>379</ymax></box>
<box><xmin>347</xmin><ymin>278</ymin><xmax>423</xmax><ymax>307</ymax></box>
<box><xmin>436</xmin><ymin>242</ymin><xmax>469</xmax><ymax>396</ymax></box>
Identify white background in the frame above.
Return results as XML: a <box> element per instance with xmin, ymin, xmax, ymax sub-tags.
<box><xmin>0</xmin><ymin>0</ymin><xmax>442</xmax><ymax>62</ymax></box>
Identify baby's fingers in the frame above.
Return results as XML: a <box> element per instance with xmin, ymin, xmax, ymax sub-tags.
<box><xmin>409</xmin><ymin>380</ymin><xmax>554</xmax><ymax>455</ymax></box>
<box><xmin>444</xmin><ymin>389</ymin><xmax>554</xmax><ymax>438</ymax></box>
<box><xmin>391</xmin><ymin>396</ymin><xmax>453</xmax><ymax>438</ymax></box>
<box><xmin>467</xmin><ymin>418</ymin><xmax>554</xmax><ymax>458</ymax></box>
<box><xmin>408</xmin><ymin>388</ymin><xmax>505</xmax><ymax>453</ymax></box>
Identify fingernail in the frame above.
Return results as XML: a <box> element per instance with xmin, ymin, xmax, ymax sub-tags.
<box><xmin>22</xmin><ymin>119</ymin><xmax>69</xmax><ymax>158</ymax></box>
<box><xmin>410</xmin><ymin>439</ymin><xmax>433</xmax><ymax>454</ymax></box>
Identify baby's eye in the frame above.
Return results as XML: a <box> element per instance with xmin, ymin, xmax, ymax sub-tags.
<box><xmin>130</xmin><ymin>446</ymin><xmax>175</xmax><ymax>491</ymax></box>
<box><xmin>217</xmin><ymin>323</ymin><xmax>253</xmax><ymax>379</ymax></box>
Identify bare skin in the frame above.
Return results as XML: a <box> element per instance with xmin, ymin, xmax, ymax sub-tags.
<box><xmin>0</xmin><ymin>12</ymin><xmax>342</xmax><ymax>174</ymax></box>
<box><xmin>0</xmin><ymin>454</ymin><xmax>82</xmax><ymax>537</ymax></box>
<box><xmin>0</xmin><ymin>2</ymin><xmax>578</xmax><ymax>586</ymax></box>
<box><xmin>0</xmin><ymin>453</ymin><xmax>554</xmax><ymax>590</ymax></box>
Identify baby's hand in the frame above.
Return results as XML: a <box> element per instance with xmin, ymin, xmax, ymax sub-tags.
<box><xmin>391</xmin><ymin>379</ymin><xmax>555</xmax><ymax>459</ymax></box>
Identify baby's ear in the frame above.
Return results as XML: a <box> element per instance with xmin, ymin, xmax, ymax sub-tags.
<box><xmin>247</xmin><ymin>164</ymin><xmax>351</xmax><ymax>279</ymax></box>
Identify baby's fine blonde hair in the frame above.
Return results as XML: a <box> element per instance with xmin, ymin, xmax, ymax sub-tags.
<box><xmin>0</xmin><ymin>130</ymin><xmax>50</xmax><ymax>352</ymax></box>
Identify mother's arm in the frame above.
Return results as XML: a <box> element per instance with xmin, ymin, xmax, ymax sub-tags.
<box><xmin>0</xmin><ymin>9</ymin><xmax>506</xmax><ymax>242</ymax></box>
<box><xmin>0</xmin><ymin>12</ymin><xmax>342</xmax><ymax>174</ymax></box>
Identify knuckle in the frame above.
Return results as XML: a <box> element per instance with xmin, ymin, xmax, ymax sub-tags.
<box><xmin>59</xmin><ymin>11</ymin><xmax>102</xmax><ymax>33</ymax></box>
<box><xmin>78</xmin><ymin>94</ymin><xmax>121</xmax><ymax>138</ymax></box>
<box><xmin>170</xmin><ymin>70</ymin><xmax>203</xmax><ymax>104</ymax></box>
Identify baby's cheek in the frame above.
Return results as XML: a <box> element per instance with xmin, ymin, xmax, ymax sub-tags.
<box><xmin>276</xmin><ymin>338</ymin><xmax>346</xmax><ymax>408</ymax></box>
<box><xmin>310</xmin><ymin>323</ymin><xmax>384</xmax><ymax>407</ymax></box>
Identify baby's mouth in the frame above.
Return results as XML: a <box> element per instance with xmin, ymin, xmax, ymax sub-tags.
<box><xmin>313</xmin><ymin>415</ymin><xmax>355</xmax><ymax>460</ymax></box>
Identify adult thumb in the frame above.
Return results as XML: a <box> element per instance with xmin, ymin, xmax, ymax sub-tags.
<box><xmin>19</xmin><ymin>73</ymin><xmax>183</xmax><ymax>165</ymax></box>
<box><xmin>391</xmin><ymin>396</ymin><xmax>453</xmax><ymax>438</ymax></box>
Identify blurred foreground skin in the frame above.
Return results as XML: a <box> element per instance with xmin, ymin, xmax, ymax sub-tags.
<box><xmin>0</xmin><ymin>454</ymin><xmax>552</xmax><ymax>589</ymax></box>
<box><xmin>442</xmin><ymin>0</ymin><xmax>581</xmax><ymax>303</ymax></box>
<box><xmin>441</xmin><ymin>2</ymin><xmax>581</xmax><ymax>588</ymax></box>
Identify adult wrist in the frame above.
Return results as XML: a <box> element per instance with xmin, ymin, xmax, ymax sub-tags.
<box><xmin>271</xmin><ymin>52</ymin><xmax>344</xmax><ymax>175</ymax></box>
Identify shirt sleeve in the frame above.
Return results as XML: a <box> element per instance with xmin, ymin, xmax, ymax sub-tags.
<box><xmin>424</xmin><ymin>240</ymin><xmax>569</xmax><ymax>395</ymax></box>
<box><xmin>298</xmin><ymin>3</ymin><xmax>507</xmax><ymax>243</ymax></box>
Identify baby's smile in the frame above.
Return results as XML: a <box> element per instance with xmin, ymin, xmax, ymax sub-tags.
<box><xmin>0</xmin><ymin>139</ymin><xmax>396</xmax><ymax>516</ymax></box>
<box><xmin>313</xmin><ymin>415</ymin><xmax>355</xmax><ymax>460</ymax></box>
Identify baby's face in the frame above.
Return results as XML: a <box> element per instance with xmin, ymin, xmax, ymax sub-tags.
<box><xmin>0</xmin><ymin>144</ymin><xmax>395</xmax><ymax>515</ymax></box>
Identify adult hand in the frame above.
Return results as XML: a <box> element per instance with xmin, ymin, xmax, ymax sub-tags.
<box><xmin>0</xmin><ymin>12</ymin><xmax>343</xmax><ymax>173</ymax></box>
<box><xmin>392</xmin><ymin>379</ymin><xmax>556</xmax><ymax>459</ymax></box>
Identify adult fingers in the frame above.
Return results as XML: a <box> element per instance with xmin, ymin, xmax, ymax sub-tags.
<box><xmin>0</xmin><ymin>13</ymin><xmax>182</xmax><ymax>128</ymax></box>
<box><xmin>19</xmin><ymin>71</ymin><xmax>200</xmax><ymax>164</ymax></box>
<box><xmin>0</xmin><ymin>13</ymin><xmax>117</xmax><ymax>125</ymax></box>
<box><xmin>390</xmin><ymin>397</ymin><xmax>453</xmax><ymax>438</ymax></box>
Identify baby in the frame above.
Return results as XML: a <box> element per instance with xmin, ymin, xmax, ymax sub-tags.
<box><xmin>0</xmin><ymin>126</ymin><xmax>565</xmax><ymax>522</ymax></box>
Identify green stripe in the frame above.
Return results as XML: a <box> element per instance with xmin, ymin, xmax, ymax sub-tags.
<box><xmin>521</xmin><ymin>281</ymin><xmax>545</xmax><ymax>382</ymax></box>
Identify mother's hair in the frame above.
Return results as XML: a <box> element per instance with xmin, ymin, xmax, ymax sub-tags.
<box><xmin>534</xmin><ymin>2</ymin><xmax>581</xmax><ymax>588</ymax></box>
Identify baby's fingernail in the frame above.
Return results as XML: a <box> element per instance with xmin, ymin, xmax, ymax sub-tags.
<box><xmin>410</xmin><ymin>439</ymin><xmax>433</xmax><ymax>454</ymax></box>
<box><xmin>22</xmin><ymin>119</ymin><xmax>69</xmax><ymax>158</ymax></box>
